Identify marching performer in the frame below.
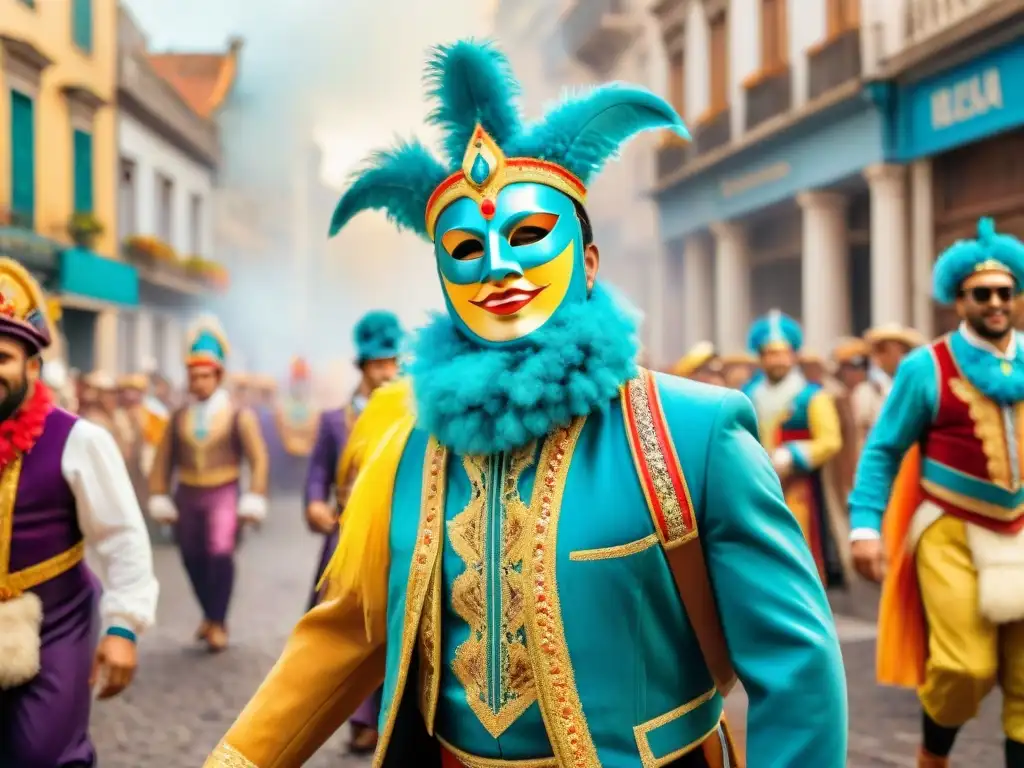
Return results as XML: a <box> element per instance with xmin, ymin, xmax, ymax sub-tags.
<box><xmin>0</xmin><ymin>259</ymin><xmax>157</xmax><ymax>767</ymax></box>
<box><xmin>744</xmin><ymin>311</ymin><xmax>851</xmax><ymax>587</ymax></box>
<box><xmin>850</xmin><ymin>218</ymin><xmax>1024</xmax><ymax>768</ymax></box>
<box><xmin>851</xmin><ymin>323</ymin><xmax>925</xmax><ymax>452</ymax></box>
<box><xmin>671</xmin><ymin>340</ymin><xmax>724</xmax><ymax>385</ymax></box>
<box><xmin>205</xmin><ymin>40</ymin><xmax>845</xmax><ymax>768</ymax></box>
<box><xmin>268</xmin><ymin>358</ymin><xmax>319</xmax><ymax>496</ymax></box>
<box><xmin>148</xmin><ymin>315</ymin><xmax>269</xmax><ymax>652</ymax></box>
<box><xmin>304</xmin><ymin>310</ymin><xmax>404</xmax><ymax>755</ymax></box>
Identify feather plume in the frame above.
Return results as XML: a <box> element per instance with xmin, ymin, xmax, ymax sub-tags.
<box><xmin>328</xmin><ymin>141</ymin><xmax>448</xmax><ymax>239</ymax></box>
<box><xmin>506</xmin><ymin>84</ymin><xmax>688</xmax><ymax>184</ymax></box>
<box><xmin>423</xmin><ymin>40</ymin><xmax>522</xmax><ymax>167</ymax></box>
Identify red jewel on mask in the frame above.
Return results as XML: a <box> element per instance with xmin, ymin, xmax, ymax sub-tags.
<box><xmin>479</xmin><ymin>198</ymin><xmax>496</xmax><ymax>219</ymax></box>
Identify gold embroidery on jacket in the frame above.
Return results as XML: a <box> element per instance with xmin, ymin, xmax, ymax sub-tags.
<box><xmin>203</xmin><ymin>742</ymin><xmax>259</xmax><ymax>768</ymax></box>
<box><xmin>523</xmin><ymin>417</ymin><xmax>600</xmax><ymax>767</ymax></box>
<box><xmin>448</xmin><ymin>446</ymin><xmax>537</xmax><ymax>738</ymax></box>
<box><xmin>949</xmin><ymin>377</ymin><xmax>1013</xmax><ymax>488</ymax></box>
<box><xmin>373</xmin><ymin>439</ymin><xmax>447</xmax><ymax>768</ymax></box>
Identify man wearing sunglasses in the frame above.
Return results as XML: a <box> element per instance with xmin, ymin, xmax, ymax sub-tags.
<box><xmin>849</xmin><ymin>217</ymin><xmax>1024</xmax><ymax>768</ymax></box>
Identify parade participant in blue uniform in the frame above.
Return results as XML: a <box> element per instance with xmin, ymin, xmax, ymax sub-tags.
<box><xmin>205</xmin><ymin>40</ymin><xmax>846</xmax><ymax>768</ymax></box>
<box><xmin>850</xmin><ymin>218</ymin><xmax>1024</xmax><ymax>768</ymax></box>
<box><xmin>743</xmin><ymin>311</ymin><xmax>850</xmax><ymax>587</ymax></box>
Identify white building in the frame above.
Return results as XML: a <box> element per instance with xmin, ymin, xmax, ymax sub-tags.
<box><xmin>114</xmin><ymin>7</ymin><xmax>238</xmax><ymax>380</ymax></box>
<box><xmin>494</xmin><ymin>0</ymin><xmax>669</xmax><ymax>361</ymax></box>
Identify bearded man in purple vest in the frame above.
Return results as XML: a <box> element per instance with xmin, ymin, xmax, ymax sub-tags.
<box><xmin>0</xmin><ymin>258</ymin><xmax>159</xmax><ymax>767</ymax></box>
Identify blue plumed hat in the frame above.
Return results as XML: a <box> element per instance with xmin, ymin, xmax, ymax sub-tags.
<box><xmin>933</xmin><ymin>217</ymin><xmax>1024</xmax><ymax>305</ymax></box>
<box><xmin>354</xmin><ymin>310</ymin><xmax>404</xmax><ymax>364</ymax></box>
<box><xmin>328</xmin><ymin>39</ymin><xmax>688</xmax><ymax>242</ymax></box>
<box><xmin>747</xmin><ymin>309</ymin><xmax>803</xmax><ymax>354</ymax></box>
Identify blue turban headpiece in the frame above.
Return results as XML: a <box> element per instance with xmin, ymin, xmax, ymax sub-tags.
<box><xmin>747</xmin><ymin>310</ymin><xmax>803</xmax><ymax>354</ymax></box>
<box><xmin>353</xmin><ymin>310</ymin><xmax>404</xmax><ymax>364</ymax></box>
<box><xmin>933</xmin><ymin>217</ymin><xmax>1024</xmax><ymax>305</ymax></box>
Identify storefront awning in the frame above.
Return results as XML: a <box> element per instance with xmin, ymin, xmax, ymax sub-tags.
<box><xmin>58</xmin><ymin>247</ymin><xmax>139</xmax><ymax>307</ymax></box>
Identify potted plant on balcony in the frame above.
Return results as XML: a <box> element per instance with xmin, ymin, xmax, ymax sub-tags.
<box><xmin>67</xmin><ymin>212</ymin><xmax>104</xmax><ymax>249</ymax></box>
<box><xmin>123</xmin><ymin>234</ymin><xmax>179</xmax><ymax>267</ymax></box>
<box><xmin>183</xmin><ymin>255</ymin><xmax>230</xmax><ymax>292</ymax></box>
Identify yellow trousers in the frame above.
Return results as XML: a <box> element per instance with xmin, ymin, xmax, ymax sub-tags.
<box><xmin>917</xmin><ymin>515</ymin><xmax>1024</xmax><ymax>739</ymax></box>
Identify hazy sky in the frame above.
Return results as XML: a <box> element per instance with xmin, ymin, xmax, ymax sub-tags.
<box><xmin>124</xmin><ymin>0</ymin><xmax>498</xmax><ymax>379</ymax></box>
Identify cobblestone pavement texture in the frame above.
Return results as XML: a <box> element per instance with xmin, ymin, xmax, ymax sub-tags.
<box><xmin>89</xmin><ymin>496</ymin><xmax>1004</xmax><ymax>767</ymax></box>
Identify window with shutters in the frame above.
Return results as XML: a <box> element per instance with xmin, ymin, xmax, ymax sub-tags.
<box><xmin>73</xmin><ymin>129</ymin><xmax>94</xmax><ymax>214</ymax></box>
<box><xmin>72</xmin><ymin>0</ymin><xmax>93</xmax><ymax>53</ymax></box>
<box><xmin>119</xmin><ymin>158</ymin><xmax>137</xmax><ymax>242</ymax></box>
<box><xmin>826</xmin><ymin>0</ymin><xmax>860</xmax><ymax>36</ymax></box>
<box><xmin>760</xmin><ymin>0</ymin><xmax>788</xmax><ymax>69</ymax></box>
<box><xmin>189</xmin><ymin>193</ymin><xmax>203</xmax><ymax>254</ymax></box>
<box><xmin>10</xmin><ymin>91</ymin><xmax>35</xmax><ymax>227</ymax></box>
<box><xmin>668</xmin><ymin>49</ymin><xmax>685</xmax><ymax>117</ymax></box>
<box><xmin>708</xmin><ymin>12</ymin><xmax>729</xmax><ymax>112</ymax></box>
<box><xmin>157</xmin><ymin>174</ymin><xmax>174</xmax><ymax>244</ymax></box>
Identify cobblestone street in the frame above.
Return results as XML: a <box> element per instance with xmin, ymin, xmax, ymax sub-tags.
<box><xmin>89</xmin><ymin>496</ymin><xmax>1003</xmax><ymax>767</ymax></box>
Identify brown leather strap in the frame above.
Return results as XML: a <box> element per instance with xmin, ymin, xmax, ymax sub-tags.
<box><xmin>665</xmin><ymin>539</ymin><xmax>737</xmax><ymax>694</ymax></box>
<box><xmin>621</xmin><ymin>370</ymin><xmax>737</xmax><ymax>695</ymax></box>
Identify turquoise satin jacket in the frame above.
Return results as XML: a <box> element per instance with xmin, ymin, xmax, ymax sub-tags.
<box><xmin>379</xmin><ymin>373</ymin><xmax>847</xmax><ymax>766</ymax></box>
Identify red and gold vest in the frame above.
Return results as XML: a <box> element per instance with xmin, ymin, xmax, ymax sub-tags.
<box><xmin>921</xmin><ymin>336</ymin><xmax>1024</xmax><ymax>534</ymax></box>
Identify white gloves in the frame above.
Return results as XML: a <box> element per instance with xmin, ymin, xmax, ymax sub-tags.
<box><xmin>148</xmin><ymin>495</ymin><xmax>178</xmax><ymax>523</ymax></box>
<box><xmin>238</xmin><ymin>493</ymin><xmax>267</xmax><ymax>522</ymax></box>
<box><xmin>771</xmin><ymin>447</ymin><xmax>793</xmax><ymax>477</ymax></box>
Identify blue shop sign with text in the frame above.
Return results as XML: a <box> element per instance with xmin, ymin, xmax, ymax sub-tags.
<box><xmin>898</xmin><ymin>39</ymin><xmax>1024</xmax><ymax>160</ymax></box>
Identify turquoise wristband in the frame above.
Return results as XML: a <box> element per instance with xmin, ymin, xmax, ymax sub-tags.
<box><xmin>106</xmin><ymin>626</ymin><xmax>137</xmax><ymax>643</ymax></box>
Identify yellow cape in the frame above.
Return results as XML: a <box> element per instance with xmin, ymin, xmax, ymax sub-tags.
<box><xmin>318</xmin><ymin>379</ymin><xmax>417</xmax><ymax>641</ymax></box>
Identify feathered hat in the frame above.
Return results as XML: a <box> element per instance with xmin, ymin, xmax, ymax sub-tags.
<box><xmin>747</xmin><ymin>309</ymin><xmax>803</xmax><ymax>354</ymax></box>
<box><xmin>0</xmin><ymin>258</ymin><xmax>52</xmax><ymax>354</ymax></box>
<box><xmin>328</xmin><ymin>40</ymin><xmax>688</xmax><ymax>242</ymax></box>
<box><xmin>933</xmin><ymin>217</ymin><xmax>1024</xmax><ymax>305</ymax></box>
<box><xmin>184</xmin><ymin>314</ymin><xmax>229</xmax><ymax>369</ymax></box>
<box><xmin>353</xmin><ymin>310</ymin><xmax>404</xmax><ymax>364</ymax></box>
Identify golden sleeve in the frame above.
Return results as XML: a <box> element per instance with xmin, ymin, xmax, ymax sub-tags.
<box><xmin>205</xmin><ymin>589</ymin><xmax>386</xmax><ymax>768</ymax></box>
<box><xmin>237</xmin><ymin>407</ymin><xmax>269</xmax><ymax>496</ymax></box>
<box><xmin>788</xmin><ymin>391</ymin><xmax>843</xmax><ymax>472</ymax></box>
<box><xmin>147</xmin><ymin>413</ymin><xmax>174</xmax><ymax>496</ymax></box>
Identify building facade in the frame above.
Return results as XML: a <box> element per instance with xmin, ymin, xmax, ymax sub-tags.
<box><xmin>115</xmin><ymin>7</ymin><xmax>237</xmax><ymax>381</ymax></box>
<box><xmin>495</xmin><ymin>0</ymin><xmax>670</xmax><ymax>361</ymax></box>
<box><xmin>651</xmin><ymin>0</ymin><xmax>896</xmax><ymax>361</ymax></box>
<box><xmin>1</xmin><ymin>0</ymin><xmax>138</xmax><ymax>373</ymax></box>
<box><xmin>865</xmin><ymin>0</ymin><xmax>1024</xmax><ymax>337</ymax></box>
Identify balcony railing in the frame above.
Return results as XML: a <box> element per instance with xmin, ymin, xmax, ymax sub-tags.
<box><xmin>692</xmin><ymin>108</ymin><xmax>731</xmax><ymax>156</ymax></box>
<box><xmin>656</xmin><ymin>138</ymin><xmax>689</xmax><ymax>182</ymax></box>
<box><xmin>744</xmin><ymin>67</ymin><xmax>792</xmax><ymax>131</ymax></box>
<box><xmin>562</xmin><ymin>0</ymin><xmax>641</xmax><ymax>74</ymax></box>
<box><xmin>808</xmin><ymin>28</ymin><xmax>862</xmax><ymax>101</ymax></box>
<box><xmin>904</xmin><ymin>0</ymin><xmax>999</xmax><ymax>47</ymax></box>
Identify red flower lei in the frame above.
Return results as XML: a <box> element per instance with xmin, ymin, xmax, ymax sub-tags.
<box><xmin>0</xmin><ymin>381</ymin><xmax>52</xmax><ymax>471</ymax></box>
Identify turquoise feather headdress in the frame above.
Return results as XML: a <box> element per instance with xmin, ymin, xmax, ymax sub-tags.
<box><xmin>328</xmin><ymin>39</ymin><xmax>688</xmax><ymax>242</ymax></box>
<box><xmin>933</xmin><ymin>217</ymin><xmax>1024</xmax><ymax>305</ymax></box>
<box><xmin>354</xmin><ymin>310</ymin><xmax>404</xmax><ymax>363</ymax></box>
<box><xmin>747</xmin><ymin>309</ymin><xmax>803</xmax><ymax>354</ymax></box>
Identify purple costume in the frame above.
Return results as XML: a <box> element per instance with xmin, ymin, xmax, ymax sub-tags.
<box><xmin>0</xmin><ymin>408</ymin><xmax>99</xmax><ymax>767</ymax></box>
<box><xmin>303</xmin><ymin>401</ymin><xmax>381</xmax><ymax>729</ymax></box>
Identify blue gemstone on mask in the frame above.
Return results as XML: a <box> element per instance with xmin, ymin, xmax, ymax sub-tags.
<box><xmin>470</xmin><ymin>154</ymin><xmax>490</xmax><ymax>185</ymax></box>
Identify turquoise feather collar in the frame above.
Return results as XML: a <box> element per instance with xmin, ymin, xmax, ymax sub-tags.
<box><xmin>951</xmin><ymin>329</ymin><xmax>1024</xmax><ymax>404</ymax></box>
<box><xmin>407</xmin><ymin>284</ymin><xmax>639</xmax><ymax>456</ymax></box>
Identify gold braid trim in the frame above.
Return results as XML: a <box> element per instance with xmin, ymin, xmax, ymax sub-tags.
<box><xmin>204</xmin><ymin>742</ymin><xmax>259</xmax><ymax>768</ymax></box>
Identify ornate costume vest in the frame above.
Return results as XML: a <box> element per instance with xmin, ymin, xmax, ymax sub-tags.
<box><xmin>921</xmin><ymin>337</ymin><xmax>1024</xmax><ymax>533</ymax></box>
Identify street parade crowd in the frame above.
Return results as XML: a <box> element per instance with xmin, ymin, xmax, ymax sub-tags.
<box><xmin>1</xmin><ymin>38</ymin><xmax>1023</xmax><ymax>768</ymax></box>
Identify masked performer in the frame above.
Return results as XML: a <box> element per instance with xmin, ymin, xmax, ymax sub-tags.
<box><xmin>148</xmin><ymin>316</ymin><xmax>269</xmax><ymax>652</ymax></box>
<box><xmin>205</xmin><ymin>40</ymin><xmax>846</xmax><ymax>768</ymax></box>
<box><xmin>744</xmin><ymin>311</ymin><xmax>851</xmax><ymax>587</ymax></box>
<box><xmin>851</xmin><ymin>219</ymin><xmax>1024</xmax><ymax>768</ymax></box>
<box><xmin>0</xmin><ymin>258</ymin><xmax>158</xmax><ymax>767</ymax></box>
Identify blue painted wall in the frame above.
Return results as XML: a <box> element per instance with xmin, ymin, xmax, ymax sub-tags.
<box><xmin>656</xmin><ymin>97</ymin><xmax>886</xmax><ymax>242</ymax></box>
<box><xmin>891</xmin><ymin>38</ymin><xmax>1024</xmax><ymax>161</ymax></box>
